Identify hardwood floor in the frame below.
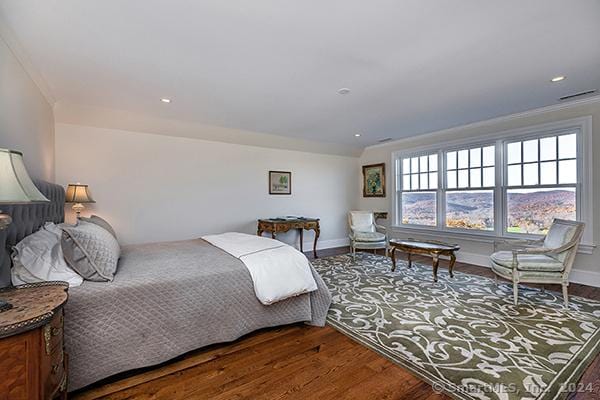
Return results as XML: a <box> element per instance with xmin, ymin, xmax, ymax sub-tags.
<box><xmin>72</xmin><ymin>247</ymin><xmax>600</xmax><ymax>400</ymax></box>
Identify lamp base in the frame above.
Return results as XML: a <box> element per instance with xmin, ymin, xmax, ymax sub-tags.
<box><xmin>72</xmin><ymin>203</ymin><xmax>85</xmax><ymax>219</ymax></box>
<box><xmin>0</xmin><ymin>212</ymin><xmax>13</xmax><ymax>312</ymax></box>
<box><xmin>0</xmin><ymin>211</ymin><xmax>12</xmax><ymax>230</ymax></box>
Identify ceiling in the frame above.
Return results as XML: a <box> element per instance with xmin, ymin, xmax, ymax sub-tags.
<box><xmin>1</xmin><ymin>0</ymin><xmax>599</xmax><ymax>147</ymax></box>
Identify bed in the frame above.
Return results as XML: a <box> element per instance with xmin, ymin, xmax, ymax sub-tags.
<box><xmin>0</xmin><ymin>181</ymin><xmax>332</xmax><ymax>391</ymax></box>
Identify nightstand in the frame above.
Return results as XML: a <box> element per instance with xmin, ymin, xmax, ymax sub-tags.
<box><xmin>0</xmin><ymin>282</ymin><xmax>69</xmax><ymax>400</ymax></box>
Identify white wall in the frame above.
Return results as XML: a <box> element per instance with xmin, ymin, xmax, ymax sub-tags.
<box><xmin>358</xmin><ymin>99</ymin><xmax>600</xmax><ymax>287</ymax></box>
<box><xmin>0</xmin><ymin>35</ymin><xmax>54</xmax><ymax>180</ymax></box>
<box><xmin>55</xmin><ymin>123</ymin><xmax>358</xmax><ymax>249</ymax></box>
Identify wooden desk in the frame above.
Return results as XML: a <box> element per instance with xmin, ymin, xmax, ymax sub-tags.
<box><xmin>257</xmin><ymin>218</ymin><xmax>320</xmax><ymax>258</ymax></box>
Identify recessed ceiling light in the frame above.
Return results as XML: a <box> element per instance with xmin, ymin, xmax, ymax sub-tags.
<box><xmin>551</xmin><ymin>76</ymin><xmax>566</xmax><ymax>82</ymax></box>
<box><xmin>354</xmin><ymin>133</ymin><xmax>361</xmax><ymax>137</ymax></box>
<box><xmin>160</xmin><ymin>98</ymin><xmax>171</xmax><ymax>103</ymax></box>
<box><xmin>338</xmin><ymin>88</ymin><xmax>351</xmax><ymax>95</ymax></box>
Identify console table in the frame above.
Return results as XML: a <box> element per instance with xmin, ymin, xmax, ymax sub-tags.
<box><xmin>257</xmin><ymin>218</ymin><xmax>320</xmax><ymax>258</ymax></box>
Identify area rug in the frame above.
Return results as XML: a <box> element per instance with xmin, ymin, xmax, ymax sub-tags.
<box><xmin>311</xmin><ymin>253</ymin><xmax>600</xmax><ymax>400</ymax></box>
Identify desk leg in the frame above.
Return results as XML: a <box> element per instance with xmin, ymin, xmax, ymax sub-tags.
<box><xmin>391</xmin><ymin>248</ymin><xmax>397</xmax><ymax>271</ymax></box>
<box><xmin>299</xmin><ymin>229</ymin><xmax>304</xmax><ymax>253</ymax></box>
<box><xmin>407</xmin><ymin>252</ymin><xmax>412</xmax><ymax>268</ymax></box>
<box><xmin>432</xmin><ymin>255</ymin><xmax>439</xmax><ymax>282</ymax></box>
<box><xmin>313</xmin><ymin>227</ymin><xmax>320</xmax><ymax>258</ymax></box>
<box><xmin>271</xmin><ymin>232</ymin><xmax>276</xmax><ymax>239</ymax></box>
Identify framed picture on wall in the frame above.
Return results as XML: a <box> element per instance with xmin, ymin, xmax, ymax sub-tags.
<box><xmin>362</xmin><ymin>163</ymin><xmax>385</xmax><ymax>197</ymax></box>
<box><xmin>269</xmin><ymin>171</ymin><xmax>291</xmax><ymax>195</ymax></box>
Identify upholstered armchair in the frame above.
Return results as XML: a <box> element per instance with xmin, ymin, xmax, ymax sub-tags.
<box><xmin>490</xmin><ymin>219</ymin><xmax>585</xmax><ymax>307</ymax></box>
<box><xmin>348</xmin><ymin>211</ymin><xmax>387</xmax><ymax>261</ymax></box>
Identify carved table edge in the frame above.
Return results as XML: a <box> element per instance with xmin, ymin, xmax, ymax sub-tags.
<box><xmin>0</xmin><ymin>281</ymin><xmax>68</xmax><ymax>339</ymax></box>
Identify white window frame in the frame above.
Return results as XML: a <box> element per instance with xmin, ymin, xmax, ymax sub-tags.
<box><xmin>391</xmin><ymin>116</ymin><xmax>594</xmax><ymax>252</ymax></box>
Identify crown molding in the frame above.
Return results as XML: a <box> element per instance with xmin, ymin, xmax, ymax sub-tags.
<box><xmin>365</xmin><ymin>94</ymin><xmax>600</xmax><ymax>151</ymax></box>
<box><xmin>54</xmin><ymin>102</ymin><xmax>363</xmax><ymax>158</ymax></box>
<box><xmin>0</xmin><ymin>14</ymin><xmax>56</xmax><ymax>106</ymax></box>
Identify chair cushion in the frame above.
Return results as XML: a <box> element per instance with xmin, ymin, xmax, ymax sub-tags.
<box><xmin>544</xmin><ymin>222</ymin><xmax>578</xmax><ymax>262</ymax></box>
<box><xmin>490</xmin><ymin>251</ymin><xmax>564</xmax><ymax>272</ymax></box>
<box><xmin>353</xmin><ymin>231</ymin><xmax>386</xmax><ymax>242</ymax></box>
<box><xmin>491</xmin><ymin>263</ymin><xmax>563</xmax><ymax>279</ymax></box>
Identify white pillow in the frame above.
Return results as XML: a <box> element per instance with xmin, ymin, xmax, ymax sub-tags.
<box><xmin>11</xmin><ymin>222</ymin><xmax>83</xmax><ymax>287</ymax></box>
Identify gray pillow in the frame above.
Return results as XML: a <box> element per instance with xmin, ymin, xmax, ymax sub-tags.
<box><xmin>61</xmin><ymin>221</ymin><xmax>121</xmax><ymax>282</ymax></box>
<box><xmin>79</xmin><ymin>215</ymin><xmax>117</xmax><ymax>240</ymax></box>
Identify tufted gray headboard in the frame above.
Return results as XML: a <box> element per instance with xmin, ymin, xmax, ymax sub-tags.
<box><xmin>0</xmin><ymin>181</ymin><xmax>65</xmax><ymax>287</ymax></box>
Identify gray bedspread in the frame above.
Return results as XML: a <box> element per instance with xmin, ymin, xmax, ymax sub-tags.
<box><xmin>64</xmin><ymin>239</ymin><xmax>331</xmax><ymax>391</ymax></box>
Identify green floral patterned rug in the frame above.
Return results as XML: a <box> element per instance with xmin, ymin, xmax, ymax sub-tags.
<box><xmin>311</xmin><ymin>253</ymin><xmax>600</xmax><ymax>400</ymax></box>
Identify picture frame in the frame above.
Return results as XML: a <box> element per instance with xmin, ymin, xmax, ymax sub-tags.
<box><xmin>269</xmin><ymin>171</ymin><xmax>292</xmax><ymax>195</ymax></box>
<box><xmin>362</xmin><ymin>163</ymin><xmax>386</xmax><ymax>197</ymax></box>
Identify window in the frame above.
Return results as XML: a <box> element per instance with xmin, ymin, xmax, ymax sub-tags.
<box><xmin>505</xmin><ymin>133</ymin><xmax>577</xmax><ymax>235</ymax></box>
<box><xmin>398</xmin><ymin>153</ymin><xmax>437</xmax><ymax>226</ymax></box>
<box><xmin>392</xmin><ymin>117</ymin><xmax>591</xmax><ymax>245</ymax></box>
<box><xmin>445</xmin><ymin>146</ymin><xmax>495</xmax><ymax>230</ymax></box>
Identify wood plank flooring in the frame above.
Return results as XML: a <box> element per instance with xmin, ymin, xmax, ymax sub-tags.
<box><xmin>72</xmin><ymin>247</ymin><xmax>600</xmax><ymax>400</ymax></box>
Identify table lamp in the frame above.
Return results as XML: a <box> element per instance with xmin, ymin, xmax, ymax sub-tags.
<box><xmin>65</xmin><ymin>183</ymin><xmax>95</xmax><ymax>218</ymax></box>
<box><xmin>0</xmin><ymin>149</ymin><xmax>50</xmax><ymax>312</ymax></box>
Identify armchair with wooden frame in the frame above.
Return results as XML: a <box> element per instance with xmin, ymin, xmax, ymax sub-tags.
<box><xmin>348</xmin><ymin>211</ymin><xmax>388</xmax><ymax>261</ymax></box>
<box><xmin>490</xmin><ymin>219</ymin><xmax>585</xmax><ymax>307</ymax></box>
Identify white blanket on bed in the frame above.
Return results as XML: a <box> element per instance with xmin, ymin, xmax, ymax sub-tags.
<box><xmin>202</xmin><ymin>232</ymin><xmax>318</xmax><ymax>305</ymax></box>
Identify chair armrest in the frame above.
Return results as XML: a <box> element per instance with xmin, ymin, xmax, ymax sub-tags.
<box><xmin>375</xmin><ymin>224</ymin><xmax>386</xmax><ymax>233</ymax></box>
<box><xmin>494</xmin><ymin>237</ymin><xmax>544</xmax><ymax>252</ymax></box>
<box><xmin>513</xmin><ymin>238</ymin><xmax>579</xmax><ymax>255</ymax></box>
<box><xmin>512</xmin><ymin>247</ymin><xmax>551</xmax><ymax>255</ymax></box>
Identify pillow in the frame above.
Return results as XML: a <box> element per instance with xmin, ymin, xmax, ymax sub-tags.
<box><xmin>61</xmin><ymin>221</ymin><xmax>121</xmax><ymax>282</ymax></box>
<box><xmin>11</xmin><ymin>222</ymin><xmax>83</xmax><ymax>287</ymax></box>
<box><xmin>79</xmin><ymin>215</ymin><xmax>117</xmax><ymax>240</ymax></box>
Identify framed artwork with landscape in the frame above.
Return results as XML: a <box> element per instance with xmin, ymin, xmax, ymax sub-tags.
<box><xmin>362</xmin><ymin>163</ymin><xmax>385</xmax><ymax>197</ymax></box>
<box><xmin>269</xmin><ymin>171</ymin><xmax>291</xmax><ymax>195</ymax></box>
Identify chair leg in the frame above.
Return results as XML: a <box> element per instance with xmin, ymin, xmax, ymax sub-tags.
<box><xmin>540</xmin><ymin>286</ymin><xmax>545</xmax><ymax>294</ymax></box>
<box><xmin>352</xmin><ymin>246</ymin><xmax>356</xmax><ymax>262</ymax></box>
<box><xmin>513</xmin><ymin>281</ymin><xmax>519</xmax><ymax>306</ymax></box>
<box><xmin>562</xmin><ymin>283</ymin><xmax>569</xmax><ymax>308</ymax></box>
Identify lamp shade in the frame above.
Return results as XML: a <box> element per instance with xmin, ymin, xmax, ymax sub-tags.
<box><xmin>0</xmin><ymin>149</ymin><xmax>50</xmax><ymax>204</ymax></box>
<box><xmin>65</xmin><ymin>184</ymin><xmax>95</xmax><ymax>204</ymax></box>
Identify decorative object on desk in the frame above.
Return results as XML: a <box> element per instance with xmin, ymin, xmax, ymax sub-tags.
<box><xmin>65</xmin><ymin>183</ymin><xmax>95</xmax><ymax>218</ymax></box>
<box><xmin>258</xmin><ymin>217</ymin><xmax>320</xmax><ymax>257</ymax></box>
<box><xmin>362</xmin><ymin>163</ymin><xmax>385</xmax><ymax>197</ymax></box>
<box><xmin>373</xmin><ymin>211</ymin><xmax>388</xmax><ymax>221</ymax></box>
<box><xmin>0</xmin><ymin>149</ymin><xmax>50</xmax><ymax>312</ymax></box>
<box><xmin>269</xmin><ymin>171</ymin><xmax>291</xmax><ymax>195</ymax></box>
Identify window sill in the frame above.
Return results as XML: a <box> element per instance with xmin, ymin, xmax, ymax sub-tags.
<box><xmin>390</xmin><ymin>225</ymin><xmax>596</xmax><ymax>255</ymax></box>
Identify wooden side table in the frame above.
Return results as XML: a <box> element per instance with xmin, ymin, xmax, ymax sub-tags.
<box><xmin>0</xmin><ymin>282</ymin><xmax>69</xmax><ymax>400</ymax></box>
<box><xmin>257</xmin><ymin>218</ymin><xmax>320</xmax><ymax>258</ymax></box>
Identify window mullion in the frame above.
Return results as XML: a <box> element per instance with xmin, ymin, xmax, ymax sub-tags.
<box><xmin>439</xmin><ymin>150</ymin><xmax>444</xmax><ymax>230</ymax></box>
<box><xmin>496</xmin><ymin>139</ymin><xmax>504</xmax><ymax>237</ymax></box>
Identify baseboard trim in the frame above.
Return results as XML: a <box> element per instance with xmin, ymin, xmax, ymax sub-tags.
<box><xmin>456</xmin><ymin>250</ymin><xmax>600</xmax><ymax>288</ymax></box>
<box><xmin>300</xmin><ymin>238</ymin><xmax>350</xmax><ymax>251</ymax></box>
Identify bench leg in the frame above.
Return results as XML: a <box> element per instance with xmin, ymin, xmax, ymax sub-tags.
<box><xmin>432</xmin><ymin>255</ymin><xmax>439</xmax><ymax>282</ymax></box>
